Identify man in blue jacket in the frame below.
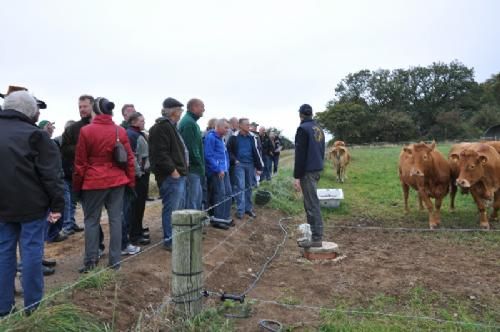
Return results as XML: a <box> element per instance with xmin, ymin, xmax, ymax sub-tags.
<box><xmin>294</xmin><ymin>104</ymin><xmax>325</xmax><ymax>248</ymax></box>
<box><xmin>204</xmin><ymin>119</ymin><xmax>232</xmax><ymax>229</ymax></box>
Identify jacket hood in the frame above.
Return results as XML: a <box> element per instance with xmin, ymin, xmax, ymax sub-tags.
<box><xmin>0</xmin><ymin>109</ymin><xmax>37</xmax><ymax>126</ymax></box>
<box><xmin>91</xmin><ymin>114</ymin><xmax>114</xmax><ymax>125</ymax></box>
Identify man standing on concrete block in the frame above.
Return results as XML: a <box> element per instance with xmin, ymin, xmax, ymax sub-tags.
<box><xmin>293</xmin><ymin>104</ymin><xmax>325</xmax><ymax>248</ymax></box>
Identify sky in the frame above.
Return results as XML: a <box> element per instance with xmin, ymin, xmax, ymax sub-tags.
<box><xmin>1</xmin><ymin>0</ymin><xmax>499</xmax><ymax>139</ymax></box>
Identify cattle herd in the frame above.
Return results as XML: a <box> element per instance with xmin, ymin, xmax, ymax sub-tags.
<box><xmin>399</xmin><ymin>141</ymin><xmax>500</xmax><ymax>230</ymax></box>
<box><xmin>327</xmin><ymin>140</ymin><xmax>499</xmax><ymax>230</ymax></box>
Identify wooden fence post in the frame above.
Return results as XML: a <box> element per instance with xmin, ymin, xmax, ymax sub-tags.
<box><xmin>171</xmin><ymin>209</ymin><xmax>205</xmax><ymax>318</ymax></box>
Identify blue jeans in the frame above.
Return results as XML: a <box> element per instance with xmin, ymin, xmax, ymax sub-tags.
<box><xmin>0</xmin><ymin>217</ymin><xmax>46</xmax><ymax>314</ymax></box>
<box><xmin>160</xmin><ymin>176</ymin><xmax>186</xmax><ymax>245</ymax></box>
<box><xmin>62</xmin><ymin>180</ymin><xmax>77</xmax><ymax>232</ymax></box>
<box><xmin>185</xmin><ymin>173</ymin><xmax>202</xmax><ymax>210</ymax></box>
<box><xmin>272</xmin><ymin>154</ymin><xmax>280</xmax><ymax>174</ymax></box>
<box><xmin>262</xmin><ymin>155</ymin><xmax>272</xmax><ymax>181</ymax></box>
<box><xmin>208</xmin><ymin>172</ymin><xmax>232</xmax><ymax>220</ymax></box>
<box><xmin>233</xmin><ymin>163</ymin><xmax>254</xmax><ymax>215</ymax></box>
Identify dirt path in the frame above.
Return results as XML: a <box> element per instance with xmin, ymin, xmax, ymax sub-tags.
<box><xmin>34</xmin><ymin>200</ymin><xmax>500</xmax><ymax>331</ymax></box>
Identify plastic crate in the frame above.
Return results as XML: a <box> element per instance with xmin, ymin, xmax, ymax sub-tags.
<box><xmin>317</xmin><ymin>189</ymin><xmax>344</xmax><ymax>208</ymax></box>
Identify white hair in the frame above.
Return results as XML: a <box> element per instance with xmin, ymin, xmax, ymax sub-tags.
<box><xmin>2</xmin><ymin>91</ymin><xmax>38</xmax><ymax>119</ymax></box>
<box><xmin>161</xmin><ymin>107</ymin><xmax>182</xmax><ymax>118</ymax></box>
<box><xmin>215</xmin><ymin>118</ymin><xmax>228</xmax><ymax>128</ymax></box>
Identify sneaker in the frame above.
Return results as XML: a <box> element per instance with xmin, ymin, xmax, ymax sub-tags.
<box><xmin>297</xmin><ymin>239</ymin><xmax>323</xmax><ymax>248</ymax></box>
<box><xmin>121</xmin><ymin>244</ymin><xmax>141</xmax><ymax>255</ymax></box>
<box><xmin>211</xmin><ymin>221</ymin><xmax>230</xmax><ymax>230</ymax></box>
<box><xmin>108</xmin><ymin>263</ymin><xmax>121</xmax><ymax>271</ymax></box>
<box><xmin>142</xmin><ymin>227</ymin><xmax>150</xmax><ymax>237</ymax></box>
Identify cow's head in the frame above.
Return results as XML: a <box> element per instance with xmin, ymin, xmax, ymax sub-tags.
<box><xmin>407</xmin><ymin>141</ymin><xmax>436</xmax><ymax>177</ymax></box>
<box><xmin>331</xmin><ymin>146</ymin><xmax>347</xmax><ymax>160</ymax></box>
<box><xmin>456</xmin><ymin>147</ymin><xmax>489</xmax><ymax>189</ymax></box>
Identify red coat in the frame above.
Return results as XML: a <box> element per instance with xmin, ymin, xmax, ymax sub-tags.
<box><xmin>73</xmin><ymin>114</ymin><xmax>135</xmax><ymax>191</ymax></box>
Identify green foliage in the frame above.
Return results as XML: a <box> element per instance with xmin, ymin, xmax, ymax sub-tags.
<box><xmin>172</xmin><ymin>306</ymin><xmax>233</xmax><ymax>332</ymax></box>
<box><xmin>0</xmin><ymin>304</ymin><xmax>108</xmax><ymax>332</ymax></box>
<box><xmin>316</xmin><ymin>61</ymin><xmax>500</xmax><ymax>143</ymax></box>
<box><xmin>75</xmin><ymin>268</ymin><xmax>117</xmax><ymax>291</ymax></box>
<box><xmin>318</xmin><ymin>286</ymin><xmax>499</xmax><ymax>331</ymax></box>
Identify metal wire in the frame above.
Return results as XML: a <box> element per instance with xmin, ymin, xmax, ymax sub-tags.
<box><xmin>323</xmin><ymin>225</ymin><xmax>500</xmax><ymax>232</ymax></box>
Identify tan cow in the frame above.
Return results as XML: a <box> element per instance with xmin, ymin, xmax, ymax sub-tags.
<box><xmin>329</xmin><ymin>145</ymin><xmax>351</xmax><ymax>183</ymax></box>
<box><xmin>398</xmin><ymin>144</ymin><xmax>423</xmax><ymax>212</ymax></box>
<box><xmin>452</xmin><ymin>143</ymin><xmax>500</xmax><ymax>229</ymax></box>
<box><xmin>448</xmin><ymin>142</ymin><xmax>472</xmax><ymax>211</ymax></box>
<box><xmin>399</xmin><ymin>142</ymin><xmax>450</xmax><ymax>229</ymax></box>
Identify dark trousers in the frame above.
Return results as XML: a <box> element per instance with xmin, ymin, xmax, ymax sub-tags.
<box><xmin>129</xmin><ymin>174</ymin><xmax>148</xmax><ymax>241</ymax></box>
<box><xmin>300</xmin><ymin>171</ymin><xmax>323</xmax><ymax>241</ymax></box>
<box><xmin>0</xmin><ymin>217</ymin><xmax>46</xmax><ymax>314</ymax></box>
<box><xmin>82</xmin><ymin>186</ymin><xmax>124</xmax><ymax>267</ymax></box>
<box><xmin>272</xmin><ymin>154</ymin><xmax>280</xmax><ymax>174</ymax></box>
<box><xmin>262</xmin><ymin>155</ymin><xmax>272</xmax><ymax>180</ymax></box>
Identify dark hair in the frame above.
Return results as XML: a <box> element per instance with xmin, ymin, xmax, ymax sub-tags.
<box><xmin>127</xmin><ymin>111</ymin><xmax>143</xmax><ymax>124</ymax></box>
<box><xmin>79</xmin><ymin>95</ymin><xmax>94</xmax><ymax>104</ymax></box>
<box><xmin>187</xmin><ymin>98</ymin><xmax>202</xmax><ymax>112</ymax></box>
<box><xmin>121</xmin><ymin>103</ymin><xmax>135</xmax><ymax>115</ymax></box>
<box><xmin>239</xmin><ymin>118</ymin><xmax>249</xmax><ymax>124</ymax></box>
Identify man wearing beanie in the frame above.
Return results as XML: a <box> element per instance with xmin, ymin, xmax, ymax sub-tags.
<box><xmin>149</xmin><ymin>97</ymin><xmax>188</xmax><ymax>251</ymax></box>
<box><xmin>0</xmin><ymin>91</ymin><xmax>64</xmax><ymax>316</ymax></box>
<box><xmin>294</xmin><ymin>104</ymin><xmax>326</xmax><ymax>248</ymax></box>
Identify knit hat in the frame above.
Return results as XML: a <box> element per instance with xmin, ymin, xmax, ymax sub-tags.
<box><xmin>38</xmin><ymin>120</ymin><xmax>54</xmax><ymax>129</ymax></box>
<box><xmin>298</xmin><ymin>104</ymin><xmax>313</xmax><ymax>116</ymax></box>
<box><xmin>162</xmin><ymin>97</ymin><xmax>183</xmax><ymax>109</ymax></box>
<box><xmin>93</xmin><ymin>97</ymin><xmax>115</xmax><ymax>115</ymax></box>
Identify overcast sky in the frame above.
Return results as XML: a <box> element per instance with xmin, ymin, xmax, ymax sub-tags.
<box><xmin>1</xmin><ymin>0</ymin><xmax>499</xmax><ymax>139</ymax></box>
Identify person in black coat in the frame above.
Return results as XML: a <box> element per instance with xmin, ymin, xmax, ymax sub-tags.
<box><xmin>0</xmin><ymin>91</ymin><xmax>64</xmax><ymax>316</ymax></box>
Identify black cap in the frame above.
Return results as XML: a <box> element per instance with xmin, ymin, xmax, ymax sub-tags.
<box><xmin>93</xmin><ymin>97</ymin><xmax>115</xmax><ymax>115</ymax></box>
<box><xmin>35</xmin><ymin>98</ymin><xmax>47</xmax><ymax>109</ymax></box>
<box><xmin>298</xmin><ymin>104</ymin><xmax>313</xmax><ymax>116</ymax></box>
<box><xmin>162</xmin><ymin>97</ymin><xmax>183</xmax><ymax>109</ymax></box>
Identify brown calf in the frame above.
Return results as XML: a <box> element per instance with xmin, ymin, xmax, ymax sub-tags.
<box><xmin>329</xmin><ymin>145</ymin><xmax>351</xmax><ymax>183</ymax></box>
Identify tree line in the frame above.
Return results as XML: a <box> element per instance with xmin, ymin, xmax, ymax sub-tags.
<box><xmin>315</xmin><ymin>60</ymin><xmax>500</xmax><ymax>144</ymax></box>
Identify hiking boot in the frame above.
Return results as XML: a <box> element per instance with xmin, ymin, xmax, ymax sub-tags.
<box><xmin>62</xmin><ymin>228</ymin><xmax>75</xmax><ymax>236</ymax></box>
<box><xmin>245</xmin><ymin>211</ymin><xmax>257</xmax><ymax>218</ymax></box>
<box><xmin>297</xmin><ymin>239</ymin><xmax>323</xmax><ymax>248</ymax></box>
<box><xmin>131</xmin><ymin>237</ymin><xmax>151</xmax><ymax>246</ymax></box>
<box><xmin>211</xmin><ymin>222</ymin><xmax>230</xmax><ymax>230</ymax></box>
<box><xmin>121</xmin><ymin>244</ymin><xmax>141</xmax><ymax>255</ymax></box>
<box><xmin>49</xmin><ymin>232</ymin><xmax>68</xmax><ymax>243</ymax></box>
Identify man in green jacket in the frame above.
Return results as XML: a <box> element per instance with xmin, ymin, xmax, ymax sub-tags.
<box><xmin>178</xmin><ymin>98</ymin><xmax>205</xmax><ymax>210</ymax></box>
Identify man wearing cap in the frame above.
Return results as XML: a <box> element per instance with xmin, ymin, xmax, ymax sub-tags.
<box><xmin>294</xmin><ymin>104</ymin><xmax>326</xmax><ymax>248</ymax></box>
<box><xmin>149</xmin><ymin>97</ymin><xmax>188</xmax><ymax>251</ymax></box>
<box><xmin>0</xmin><ymin>91</ymin><xmax>64</xmax><ymax>316</ymax></box>
<box><xmin>178</xmin><ymin>98</ymin><xmax>205</xmax><ymax>210</ymax></box>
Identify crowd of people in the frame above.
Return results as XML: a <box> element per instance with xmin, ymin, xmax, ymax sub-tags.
<box><xmin>0</xmin><ymin>86</ymin><xmax>291</xmax><ymax>317</ymax></box>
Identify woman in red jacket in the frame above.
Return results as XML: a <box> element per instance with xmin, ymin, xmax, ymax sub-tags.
<box><xmin>73</xmin><ymin>97</ymin><xmax>135</xmax><ymax>272</ymax></box>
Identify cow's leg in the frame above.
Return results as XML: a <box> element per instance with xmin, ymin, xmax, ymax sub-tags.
<box><xmin>450</xmin><ymin>182</ymin><xmax>457</xmax><ymax>212</ymax></box>
<box><xmin>340</xmin><ymin>166</ymin><xmax>345</xmax><ymax>183</ymax></box>
<box><xmin>402</xmin><ymin>182</ymin><xmax>410</xmax><ymax>213</ymax></box>
<box><xmin>433</xmin><ymin>196</ymin><xmax>443</xmax><ymax>227</ymax></box>
<box><xmin>418</xmin><ymin>194</ymin><xmax>424</xmax><ymax>211</ymax></box>
<box><xmin>418</xmin><ymin>190</ymin><xmax>436</xmax><ymax>229</ymax></box>
<box><xmin>336</xmin><ymin>166</ymin><xmax>341</xmax><ymax>183</ymax></box>
<box><xmin>471</xmin><ymin>187</ymin><xmax>490</xmax><ymax>230</ymax></box>
<box><xmin>489</xmin><ymin>190</ymin><xmax>500</xmax><ymax>223</ymax></box>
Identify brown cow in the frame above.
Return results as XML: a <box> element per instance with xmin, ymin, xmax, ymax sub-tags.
<box><xmin>333</xmin><ymin>140</ymin><xmax>345</xmax><ymax>147</ymax></box>
<box><xmin>452</xmin><ymin>143</ymin><xmax>500</xmax><ymax>229</ymax></box>
<box><xmin>399</xmin><ymin>142</ymin><xmax>450</xmax><ymax>229</ymax></box>
<box><xmin>398</xmin><ymin>144</ymin><xmax>423</xmax><ymax>212</ymax></box>
<box><xmin>448</xmin><ymin>142</ymin><xmax>472</xmax><ymax>210</ymax></box>
<box><xmin>329</xmin><ymin>145</ymin><xmax>351</xmax><ymax>183</ymax></box>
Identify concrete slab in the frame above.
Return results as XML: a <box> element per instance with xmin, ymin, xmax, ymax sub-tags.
<box><xmin>303</xmin><ymin>242</ymin><xmax>340</xmax><ymax>261</ymax></box>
